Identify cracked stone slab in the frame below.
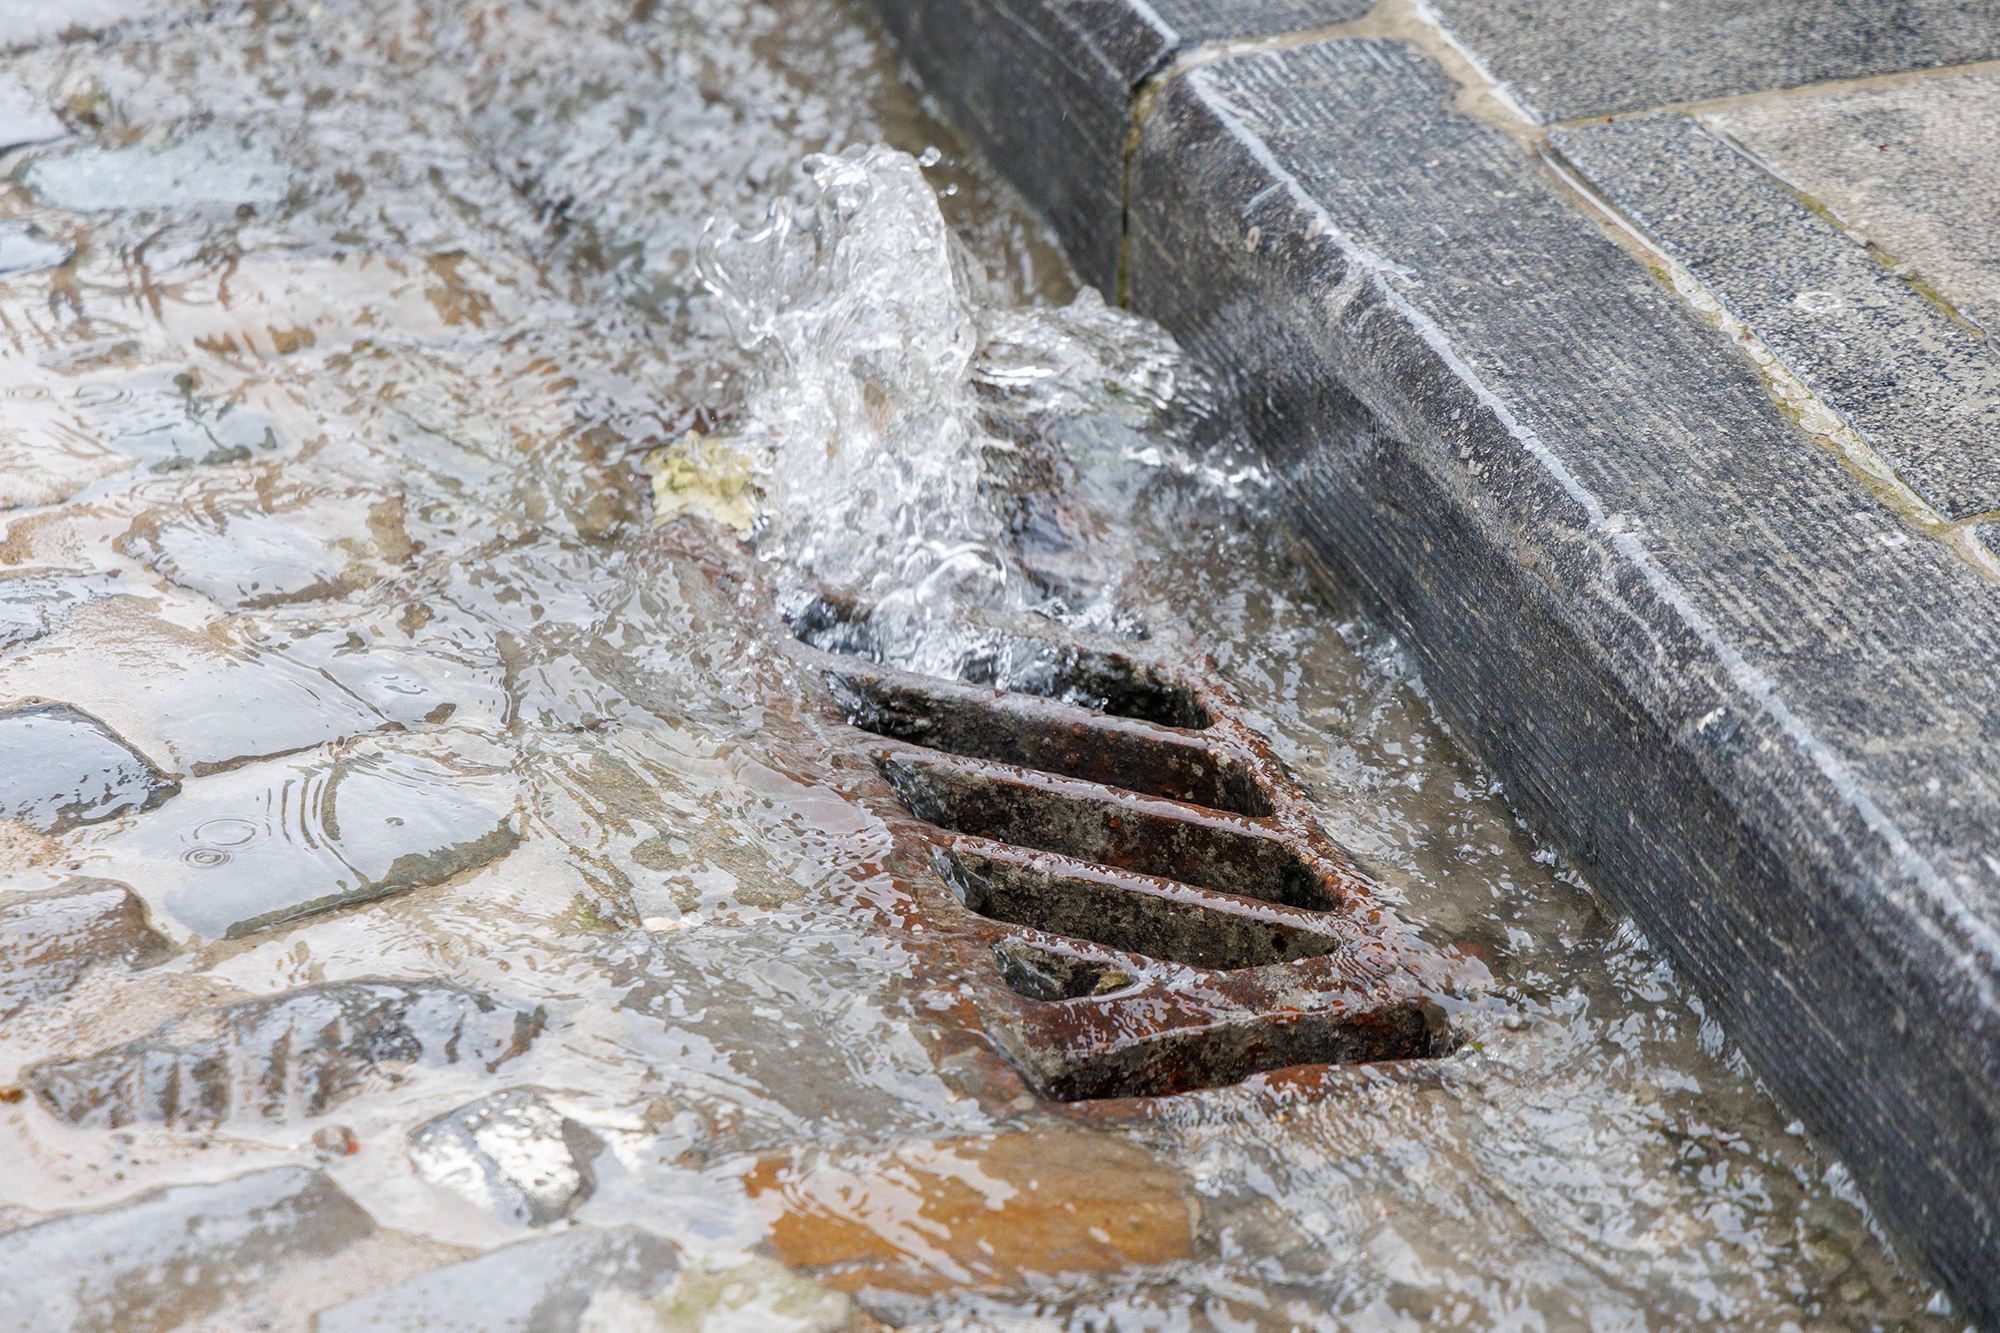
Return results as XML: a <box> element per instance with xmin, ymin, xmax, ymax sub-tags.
<box><xmin>23</xmin><ymin>980</ymin><xmax>544</xmax><ymax>1129</ymax></box>
<box><xmin>313</xmin><ymin>1227</ymin><xmax>681</xmax><ymax>1333</ymax></box>
<box><xmin>0</xmin><ymin>700</ymin><xmax>180</xmax><ymax>833</ymax></box>
<box><xmin>0</xmin><ymin>1167</ymin><xmax>374</xmax><ymax>1333</ymax></box>
<box><xmin>1702</xmin><ymin>68</ymin><xmax>2000</xmax><ymax>339</ymax></box>
<box><xmin>1551</xmin><ymin>112</ymin><xmax>2000</xmax><ymax>521</ymax></box>
<box><xmin>1123</xmin><ymin>35</ymin><xmax>2000</xmax><ymax>1323</ymax></box>
<box><xmin>0</xmin><ymin>878</ymin><xmax>173</xmax><ymax>1019</ymax></box>
<box><xmin>1425</xmin><ymin>0</ymin><xmax>2000</xmax><ymax>122</ymax></box>
<box><xmin>407</xmin><ymin>1088</ymin><xmax>605</xmax><ymax>1228</ymax></box>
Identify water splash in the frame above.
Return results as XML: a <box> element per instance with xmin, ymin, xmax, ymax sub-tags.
<box><xmin>697</xmin><ymin>146</ymin><xmax>1015</xmax><ymax>617</ymax></box>
<box><xmin>694</xmin><ymin>145</ymin><xmax>1230</xmax><ymax>683</ymax></box>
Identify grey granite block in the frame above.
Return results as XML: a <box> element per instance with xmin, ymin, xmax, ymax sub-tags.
<box><xmin>1128</xmin><ymin>36</ymin><xmax>2000</xmax><ymax>1324</ymax></box>
<box><xmin>869</xmin><ymin>0</ymin><xmax>1175</xmax><ymax>291</ymax></box>
<box><xmin>1704</xmin><ymin>69</ymin><xmax>2000</xmax><ymax>338</ymax></box>
<box><xmin>0</xmin><ymin>878</ymin><xmax>173</xmax><ymax>1020</ymax></box>
<box><xmin>0</xmin><ymin>701</ymin><xmax>179</xmax><ymax>833</ymax></box>
<box><xmin>1551</xmin><ymin>113</ymin><xmax>2000</xmax><ymax>520</ymax></box>
<box><xmin>406</xmin><ymin>1089</ymin><xmax>604</xmax><ymax>1228</ymax></box>
<box><xmin>25</xmin><ymin>980</ymin><xmax>544</xmax><ymax>1129</ymax></box>
<box><xmin>1425</xmin><ymin>0</ymin><xmax>2000</xmax><ymax>121</ymax></box>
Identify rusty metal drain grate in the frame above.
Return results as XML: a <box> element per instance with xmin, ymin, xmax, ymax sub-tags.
<box><xmin>783</xmin><ymin>598</ymin><xmax>1465</xmax><ymax>1102</ymax></box>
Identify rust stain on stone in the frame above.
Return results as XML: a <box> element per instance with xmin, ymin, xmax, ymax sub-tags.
<box><xmin>746</xmin><ymin>1130</ymin><xmax>1195</xmax><ymax>1293</ymax></box>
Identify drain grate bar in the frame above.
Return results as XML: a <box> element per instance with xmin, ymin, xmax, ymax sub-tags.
<box><xmin>827</xmin><ymin>658</ymin><xmax>1269</xmax><ymax>814</ymax></box>
<box><xmin>983</xmin><ymin>929</ymin><xmax>1439</xmax><ymax>1101</ymax></box>
<box><xmin>876</xmin><ymin>743</ymin><xmax>1337</xmax><ymax>910</ymax></box>
<box><xmin>939</xmin><ymin>836</ymin><xmax>1348</xmax><ymax>971</ymax></box>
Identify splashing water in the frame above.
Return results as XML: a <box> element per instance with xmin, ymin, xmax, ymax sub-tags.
<box><xmin>700</xmin><ymin>146</ymin><xmax>1008</xmax><ymax>611</ymax></box>
<box><xmin>694</xmin><ymin>143</ymin><xmax>1224</xmax><ymax>686</ymax></box>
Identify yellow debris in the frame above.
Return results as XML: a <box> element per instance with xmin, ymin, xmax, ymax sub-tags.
<box><xmin>641</xmin><ymin>430</ymin><xmax>761</xmax><ymax>534</ymax></box>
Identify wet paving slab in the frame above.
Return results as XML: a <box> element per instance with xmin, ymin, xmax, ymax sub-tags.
<box><xmin>1425</xmin><ymin>0</ymin><xmax>2000</xmax><ymax>121</ymax></box>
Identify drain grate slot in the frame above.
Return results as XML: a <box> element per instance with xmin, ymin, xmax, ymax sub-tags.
<box><xmin>878</xmin><ymin>748</ymin><xmax>1336</xmax><ymax>911</ymax></box>
<box><xmin>787</xmin><ymin>598</ymin><xmax>1210</xmax><ymax>728</ymax></box>
<box><xmin>992</xmin><ymin>940</ymin><xmax>1137</xmax><ymax>1001</ymax></box>
<box><xmin>942</xmin><ymin>838</ymin><xmax>1344</xmax><ymax>971</ymax></box>
<box><xmin>828</xmin><ymin>666</ymin><xmax>1270</xmax><ymax>816</ymax></box>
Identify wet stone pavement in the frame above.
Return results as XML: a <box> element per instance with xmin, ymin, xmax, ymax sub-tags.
<box><xmin>0</xmin><ymin>0</ymin><xmax>1977</xmax><ymax>1329</ymax></box>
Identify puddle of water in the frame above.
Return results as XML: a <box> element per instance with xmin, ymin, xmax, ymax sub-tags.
<box><xmin>0</xmin><ymin>1</ymin><xmax>1965</xmax><ymax>1330</ymax></box>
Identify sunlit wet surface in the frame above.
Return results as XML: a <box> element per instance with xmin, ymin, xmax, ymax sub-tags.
<box><xmin>0</xmin><ymin>2</ymin><xmax>1966</xmax><ymax>1329</ymax></box>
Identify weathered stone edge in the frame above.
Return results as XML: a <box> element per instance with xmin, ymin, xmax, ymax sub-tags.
<box><xmin>862</xmin><ymin>0</ymin><xmax>2000</xmax><ymax>1324</ymax></box>
<box><xmin>868</xmin><ymin>0</ymin><xmax>1177</xmax><ymax>293</ymax></box>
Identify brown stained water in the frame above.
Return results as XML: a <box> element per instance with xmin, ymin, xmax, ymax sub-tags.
<box><xmin>0</xmin><ymin>2</ymin><xmax>1967</xmax><ymax>1330</ymax></box>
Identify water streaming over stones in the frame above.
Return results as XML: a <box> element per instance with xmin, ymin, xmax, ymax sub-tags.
<box><xmin>0</xmin><ymin>1</ymin><xmax>1966</xmax><ymax>1329</ymax></box>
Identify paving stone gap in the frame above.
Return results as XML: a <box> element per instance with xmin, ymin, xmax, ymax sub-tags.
<box><xmin>861</xmin><ymin>0</ymin><xmax>2000</xmax><ymax>1321</ymax></box>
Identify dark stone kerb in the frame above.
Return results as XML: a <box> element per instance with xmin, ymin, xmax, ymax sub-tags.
<box><xmin>1126</xmin><ymin>38</ymin><xmax>2000</xmax><ymax>1325</ymax></box>
<box><xmin>863</xmin><ymin>0</ymin><xmax>1373</xmax><ymax>294</ymax></box>
<box><xmin>867</xmin><ymin>0</ymin><xmax>1180</xmax><ymax>291</ymax></box>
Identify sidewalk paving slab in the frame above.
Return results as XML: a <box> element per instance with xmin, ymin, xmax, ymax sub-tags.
<box><xmin>1703</xmin><ymin>68</ymin><xmax>2000</xmax><ymax>338</ymax></box>
<box><xmin>1426</xmin><ymin>0</ymin><xmax>2000</xmax><ymax>120</ymax></box>
<box><xmin>1550</xmin><ymin>112</ymin><xmax>2000</xmax><ymax>521</ymax></box>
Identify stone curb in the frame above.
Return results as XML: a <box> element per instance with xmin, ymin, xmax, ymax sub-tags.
<box><xmin>868</xmin><ymin>0</ymin><xmax>2000</xmax><ymax>1323</ymax></box>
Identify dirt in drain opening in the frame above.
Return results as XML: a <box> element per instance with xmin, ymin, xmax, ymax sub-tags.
<box><xmin>0</xmin><ymin>1</ymin><xmax>1959</xmax><ymax>1330</ymax></box>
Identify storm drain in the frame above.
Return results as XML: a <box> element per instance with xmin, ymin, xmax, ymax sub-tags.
<box><xmin>785</xmin><ymin>600</ymin><xmax>1456</xmax><ymax>1102</ymax></box>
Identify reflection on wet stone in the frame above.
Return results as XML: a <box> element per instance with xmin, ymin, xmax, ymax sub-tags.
<box><xmin>74</xmin><ymin>370</ymin><xmax>279</xmax><ymax>472</ymax></box>
<box><xmin>0</xmin><ymin>701</ymin><xmax>179</xmax><ymax>833</ymax></box>
<box><xmin>315</xmin><ymin>1227</ymin><xmax>682</xmax><ymax>1333</ymax></box>
<box><xmin>0</xmin><ymin>568</ymin><xmax>118</xmax><ymax>651</ymax></box>
<box><xmin>119</xmin><ymin>746</ymin><xmax>520</xmax><ymax>938</ymax></box>
<box><xmin>23</xmin><ymin>127</ymin><xmax>293</xmax><ymax>214</ymax></box>
<box><xmin>407</xmin><ymin>1088</ymin><xmax>605</xmax><ymax>1228</ymax></box>
<box><xmin>0</xmin><ymin>78</ymin><xmax>67</xmax><ymax>152</ymax></box>
<box><xmin>0</xmin><ymin>221</ymin><xmax>71</xmax><ymax>275</ymax></box>
<box><xmin>0</xmin><ymin>878</ymin><xmax>174</xmax><ymax>1020</ymax></box>
<box><xmin>23</xmin><ymin>980</ymin><xmax>544</xmax><ymax>1129</ymax></box>
<box><xmin>0</xmin><ymin>1167</ymin><xmax>374</xmax><ymax>1333</ymax></box>
<box><xmin>124</xmin><ymin>509</ymin><xmax>346</xmax><ymax>610</ymax></box>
